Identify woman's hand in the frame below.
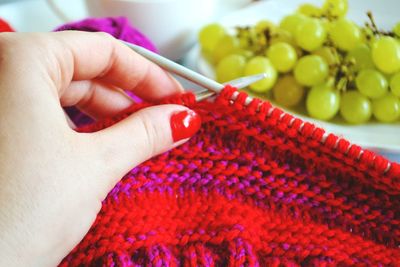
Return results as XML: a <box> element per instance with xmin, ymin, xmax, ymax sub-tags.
<box><xmin>0</xmin><ymin>31</ymin><xmax>200</xmax><ymax>266</ymax></box>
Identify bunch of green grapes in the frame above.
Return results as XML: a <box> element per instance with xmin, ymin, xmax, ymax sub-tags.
<box><xmin>198</xmin><ymin>0</ymin><xmax>400</xmax><ymax>124</ymax></box>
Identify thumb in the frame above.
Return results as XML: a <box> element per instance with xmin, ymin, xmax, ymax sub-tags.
<box><xmin>88</xmin><ymin>104</ymin><xmax>201</xmax><ymax>190</ymax></box>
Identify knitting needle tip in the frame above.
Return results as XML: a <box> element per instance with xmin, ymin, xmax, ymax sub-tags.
<box><xmin>195</xmin><ymin>73</ymin><xmax>267</xmax><ymax>101</ymax></box>
<box><xmin>225</xmin><ymin>73</ymin><xmax>267</xmax><ymax>89</ymax></box>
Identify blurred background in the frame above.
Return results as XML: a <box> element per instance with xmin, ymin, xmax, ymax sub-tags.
<box><xmin>0</xmin><ymin>0</ymin><xmax>255</xmax><ymax>59</ymax></box>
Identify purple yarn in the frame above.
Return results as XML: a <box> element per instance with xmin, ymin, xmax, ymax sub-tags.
<box><xmin>55</xmin><ymin>16</ymin><xmax>157</xmax><ymax>52</ymax></box>
<box><xmin>55</xmin><ymin>17</ymin><xmax>156</xmax><ymax>126</ymax></box>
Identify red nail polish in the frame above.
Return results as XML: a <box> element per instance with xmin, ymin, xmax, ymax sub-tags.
<box><xmin>170</xmin><ymin>110</ymin><xmax>201</xmax><ymax>142</ymax></box>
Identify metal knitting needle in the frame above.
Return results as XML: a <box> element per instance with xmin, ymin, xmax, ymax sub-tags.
<box><xmin>123</xmin><ymin>41</ymin><xmax>225</xmax><ymax>93</ymax></box>
<box><xmin>227</xmin><ymin>73</ymin><xmax>267</xmax><ymax>89</ymax></box>
<box><xmin>194</xmin><ymin>73</ymin><xmax>267</xmax><ymax>101</ymax></box>
<box><xmin>122</xmin><ymin>41</ymin><xmax>264</xmax><ymax>101</ymax></box>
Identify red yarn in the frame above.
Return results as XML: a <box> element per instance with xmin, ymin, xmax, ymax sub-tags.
<box><xmin>62</xmin><ymin>86</ymin><xmax>400</xmax><ymax>266</ymax></box>
<box><xmin>0</xmin><ymin>18</ymin><xmax>14</xmax><ymax>32</ymax></box>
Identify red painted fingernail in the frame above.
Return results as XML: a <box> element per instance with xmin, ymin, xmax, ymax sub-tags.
<box><xmin>170</xmin><ymin>110</ymin><xmax>201</xmax><ymax>142</ymax></box>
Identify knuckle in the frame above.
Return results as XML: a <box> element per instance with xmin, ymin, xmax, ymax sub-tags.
<box><xmin>95</xmin><ymin>31</ymin><xmax>114</xmax><ymax>40</ymax></box>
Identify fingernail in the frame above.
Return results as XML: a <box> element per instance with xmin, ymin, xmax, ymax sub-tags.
<box><xmin>170</xmin><ymin>110</ymin><xmax>201</xmax><ymax>142</ymax></box>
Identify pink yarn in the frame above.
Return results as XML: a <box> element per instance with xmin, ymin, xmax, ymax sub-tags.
<box><xmin>55</xmin><ymin>16</ymin><xmax>157</xmax><ymax>53</ymax></box>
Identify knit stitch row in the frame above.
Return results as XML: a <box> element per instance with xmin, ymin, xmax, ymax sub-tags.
<box><xmin>62</xmin><ymin>86</ymin><xmax>400</xmax><ymax>266</ymax></box>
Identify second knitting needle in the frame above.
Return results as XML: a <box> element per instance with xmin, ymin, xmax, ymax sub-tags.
<box><xmin>194</xmin><ymin>73</ymin><xmax>267</xmax><ymax>101</ymax></box>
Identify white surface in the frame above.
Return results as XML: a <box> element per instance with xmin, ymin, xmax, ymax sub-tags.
<box><xmin>0</xmin><ymin>0</ymin><xmax>87</xmax><ymax>31</ymax></box>
<box><xmin>1</xmin><ymin>0</ymin><xmax>252</xmax><ymax>60</ymax></box>
<box><xmin>79</xmin><ymin>0</ymin><xmax>215</xmax><ymax>60</ymax></box>
<box><xmin>188</xmin><ymin>0</ymin><xmax>400</xmax><ymax>162</ymax></box>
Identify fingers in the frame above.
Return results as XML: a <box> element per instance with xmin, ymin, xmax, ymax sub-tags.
<box><xmin>53</xmin><ymin>31</ymin><xmax>184</xmax><ymax>101</ymax></box>
<box><xmin>0</xmin><ymin>32</ymin><xmax>183</xmax><ymax>122</ymax></box>
<box><xmin>61</xmin><ymin>80</ymin><xmax>135</xmax><ymax>119</ymax></box>
<box><xmin>87</xmin><ymin>105</ymin><xmax>201</xmax><ymax>195</ymax></box>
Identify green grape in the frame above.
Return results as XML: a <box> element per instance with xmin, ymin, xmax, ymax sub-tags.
<box><xmin>372</xmin><ymin>93</ymin><xmax>400</xmax><ymax>122</ymax></box>
<box><xmin>390</xmin><ymin>72</ymin><xmax>400</xmax><ymax>97</ymax></box>
<box><xmin>280</xmin><ymin>13</ymin><xmax>307</xmax><ymax>36</ymax></box>
<box><xmin>371</xmin><ymin>36</ymin><xmax>400</xmax><ymax>74</ymax></box>
<box><xmin>320</xmin><ymin>18</ymin><xmax>331</xmax><ymax>32</ymax></box>
<box><xmin>235</xmin><ymin>49</ymin><xmax>254</xmax><ymax>59</ymax></box>
<box><xmin>216</xmin><ymin>54</ymin><xmax>246</xmax><ymax>83</ymax></box>
<box><xmin>244</xmin><ymin>56</ymin><xmax>278</xmax><ymax>93</ymax></box>
<box><xmin>294</xmin><ymin>55</ymin><xmax>328</xmax><ymax>86</ymax></box>
<box><xmin>267</xmin><ymin>42</ymin><xmax>298</xmax><ymax>73</ymax></box>
<box><xmin>306</xmin><ymin>83</ymin><xmax>340</xmax><ymax>120</ymax></box>
<box><xmin>270</xmin><ymin>28</ymin><xmax>295</xmax><ymax>46</ymax></box>
<box><xmin>340</xmin><ymin>91</ymin><xmax>372</xmax><ymax>124</ymax></box>
<box><xmin>346</xmin><ymin>44</ymin><xmax>374</xmax><ymax>71</ymax></box>
<box><xmin>255</xmin><ymin>20</ymin><xmax>276</xmax><ymax>33</ymax></box>
<box><xmin>322</xmin><ymin>0</ymin><xmax>348</xmax><ymax>17</ymax></box>
<box><xmin>297</xmin><ymin>3</ymin><xmax>322</xmax><ymax>17</ymax></box>
<box><xmin>313</xmin><ymin>46</ymin><xmax>340</xmax><ymax>66</ymax></box>
<box><xmin>295</xmin><ymin>18</ymin><xmax>327</xmax><ymax>51</ymax></box>
<box><xmin>273</xmin><ymin>75</ymin><xmax>305</xmax><ymax>107</ymax></box>
<box><xmin>237</xmin><ymin>27</ymin><xmax>257</xmax><ymax>49</ymax></box>
<box><xmin>356</xmin><ymin>69</ymin><xmax>388</xmax><ymax>99</ymax></box>
<box><xmin>199</xmin><ymin>23</ymin><xmax>226</xmax><ymax>52</ymax></box>
<box><xmin>329</xmin><ymin>18</ymin><xmax>362</xmax><ymax>51</ymax></box>
<box><xmin>393</xmin><ymin>22</ymin><xmax>400</xmax><ymax>38</ymax></box>
<box><xmin>212</xmin><ymin>35</ymin><xmax>240</xmax><ymax>64</ymax></box>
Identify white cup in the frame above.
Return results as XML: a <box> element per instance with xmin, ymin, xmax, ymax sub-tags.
<box><xmin>48</xmin><ymin>0</ymin><xmax>216</xmax><ymax>61</ymax></box>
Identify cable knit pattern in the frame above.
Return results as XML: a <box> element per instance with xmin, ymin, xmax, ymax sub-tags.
<box><xmin>62</xmin><ymin>86</ymin><xmax>400</xmax><ymax>266</ymax></box>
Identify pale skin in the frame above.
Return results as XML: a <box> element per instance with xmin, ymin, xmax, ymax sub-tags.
<box><xmin>0</xmin><ymin>31</ymin><xmax>193</xmax><ymax>266</ymax></box>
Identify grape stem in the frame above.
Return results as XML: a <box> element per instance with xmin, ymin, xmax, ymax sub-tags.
<box><xmin>365</xmin><ymin>11</ymin><xmax>393</xmax><ymax>37</ymax></box>
<box><xmin>235</xmin><ymin>26</ymin><xmax>271</xmax><ymax>56</ymax></box>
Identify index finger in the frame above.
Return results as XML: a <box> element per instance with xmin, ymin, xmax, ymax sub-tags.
<box><xmin>53</xmin><ymin>31</ymin><xmax>183</xmax><ymax>101</ymax></box>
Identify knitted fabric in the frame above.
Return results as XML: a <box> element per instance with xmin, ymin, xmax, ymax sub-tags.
<box><xmin>62</xmin><ymin>86</ymin><xmax>400</xmax><ymax>266</ymax></box>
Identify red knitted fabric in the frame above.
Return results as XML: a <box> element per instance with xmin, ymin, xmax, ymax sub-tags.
<box><xmin>63</xmin><ymin>86</ymin><xmax>400</xmax><ymax>266</ymax></box>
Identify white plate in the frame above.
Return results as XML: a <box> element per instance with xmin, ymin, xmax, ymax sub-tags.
<box><xmin>191</xmin><ymin>0</ymin><xmax>400</xmax><ymax>155</ymax></box>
